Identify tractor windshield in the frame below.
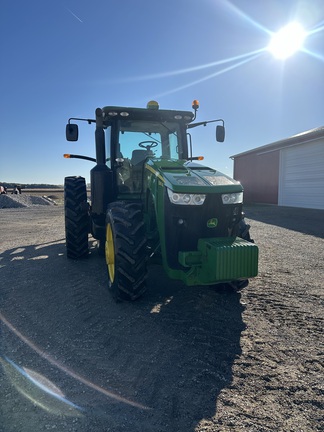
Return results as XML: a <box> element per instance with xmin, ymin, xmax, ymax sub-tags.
<box><xmin>118</xmin><ymin>120</ymin><xmax>183</xmax><ymax>161</ymax></box>
<box><xmin>115</xmin><ymin>119</ymin><xmax>184</xmax><ymax>193</ymax></box>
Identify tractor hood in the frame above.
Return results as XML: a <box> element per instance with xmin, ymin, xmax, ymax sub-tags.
<box><xmin>146</xmin><ymin>159</ymin><xmax>243</xmax><ymax>194</ymax></box>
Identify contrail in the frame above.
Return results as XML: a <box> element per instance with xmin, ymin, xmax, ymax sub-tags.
<box><xmin>66</xmin><ymin>7</ymin><xmax>83</xmax><ymax>23</ymax></box>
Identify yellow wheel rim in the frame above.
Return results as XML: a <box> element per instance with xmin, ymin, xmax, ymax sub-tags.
<box><xmin>105</xmin><ymin>223</ymin><xmax>115</xmax><ymax>282</ymax></box>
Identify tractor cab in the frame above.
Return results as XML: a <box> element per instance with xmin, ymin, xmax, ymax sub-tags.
<box><xmin>66</xmin><ymin>100</ymin><xmax>224</xmax><ymax>200</ymax></box>
<box><xmin>103</xmin><ymin>106</ymin><xmax>190</xmax><ymax>195</ymax></box>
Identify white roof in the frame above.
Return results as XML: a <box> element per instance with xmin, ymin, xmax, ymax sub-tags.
<box><xmin>231</xmin><ymin>126</ymin><xmax>324</xmax><ymax>159</ymax></box>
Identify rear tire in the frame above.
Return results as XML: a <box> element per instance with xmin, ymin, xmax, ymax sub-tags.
<box><xmin>64</xmin><ymin>176</ymin><xmax>89</xmax><ymax>259</ymax></box>
<box><xmin>105</xmin><ymin>201</ymin><xmax>148</xmax><ymax>301</ymax></box>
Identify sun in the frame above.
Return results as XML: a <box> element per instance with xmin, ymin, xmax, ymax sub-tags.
<box><xmin>268</xmin><ymin>22</ymin><xmax>307</xmax><ymax>60</ymax></box>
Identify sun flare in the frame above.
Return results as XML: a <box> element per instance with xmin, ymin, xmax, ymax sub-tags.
<box><xmin>268</xmin><ymin>22</ymin><xmax>306</xmax><ymax>59</ymax></box>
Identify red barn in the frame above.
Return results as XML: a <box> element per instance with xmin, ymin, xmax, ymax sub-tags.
<box><xmin>231</xmin><ymin>127</ymin><xmax>324</xmax><ymax>210</ymax></box>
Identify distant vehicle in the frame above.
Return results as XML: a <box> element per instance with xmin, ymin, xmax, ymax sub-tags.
<box><xmin>12</xmin><ymin>185</ymin><xmax>22</xmax><ymax>194</ymax></box>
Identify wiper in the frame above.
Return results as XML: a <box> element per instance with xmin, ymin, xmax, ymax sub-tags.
<box><xmin>159</xmin><ymin>121</ymin><xmax>177</xmax><ymax>138</ymax></box>
<box><xmin>143</xmin><ymin>132</ymin><xmax>161</xmax><ymax>143</ymax></box>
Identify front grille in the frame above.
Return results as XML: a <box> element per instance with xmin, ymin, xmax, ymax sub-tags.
<box><xmin>164</xmin><ymin>191</ymin><xmax>242</xmax><ymax>268</ymax></box>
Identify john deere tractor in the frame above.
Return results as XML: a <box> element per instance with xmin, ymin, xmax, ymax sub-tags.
<box><xmin>64</xmin><ymin>100</ymin><xmax>258</xmax><ymax>301</ymax></box>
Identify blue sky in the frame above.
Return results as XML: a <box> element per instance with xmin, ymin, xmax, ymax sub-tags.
<box><xmin>1</xmin><ymin>0</ymin><xmax>323</xmax><ymax>185</ymax></box>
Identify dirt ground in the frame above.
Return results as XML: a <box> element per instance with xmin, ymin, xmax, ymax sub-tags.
<box><xmin>0</xmin><ymin>200</ymin><xmax>323</xmax><ymax>432</ymax></box>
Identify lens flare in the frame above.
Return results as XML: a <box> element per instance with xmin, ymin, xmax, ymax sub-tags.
<box><xmin>268</xmin><ymin>22</ymin><xmax>307</xmax><ymax>59</ymax></box>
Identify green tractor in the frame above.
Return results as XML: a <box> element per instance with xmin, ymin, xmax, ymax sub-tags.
<box><xmin>64</xmin><ymin>100</ymin><xmax>258</xmax><ymax>301</ymax></box>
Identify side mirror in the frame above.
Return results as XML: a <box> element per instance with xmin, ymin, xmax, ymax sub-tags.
<box><xmin>66</xmin><ymin>124</ymin><xmax>79</xmax><ymax>141</ymax></box>
<box><xmin>216</xmin><ymin>125</ymin><xmax>225</xmax><ymax>142</ymax></box>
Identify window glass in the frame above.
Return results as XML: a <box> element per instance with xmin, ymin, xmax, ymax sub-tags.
<box><xmin>118</xmin><ymin>120</ymin><xmax>181</xmax><ymax>160</ymax></box>
<box><xmin>116</xmin><ymin>120</ymin><xmax>182</xmax><ymax>193</ymax></box>
<box><xmin>169</xmin><ymin>131</ymin><xmax>179</xmax><ymax>159</ymax></box>
<box><xmin>105</xmin><ymin>126</ymin><xmax>111</xmax><ymax>168</ymax></box>
<box><xmin>119</xmin><ymin>130</ymin><xmax>162</xmax><ymax>160</ymax></box>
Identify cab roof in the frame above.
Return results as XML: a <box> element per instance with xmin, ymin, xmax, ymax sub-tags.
<box><xmin>102</xmin><ymin>106</ymin><xmax>195</xmax><ymax>123</ymax></box>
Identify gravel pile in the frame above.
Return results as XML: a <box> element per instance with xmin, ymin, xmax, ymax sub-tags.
<box><xmin>0</xmin><ymin>194</ymin><xmax>56</xmax><ymax>209</ymax></box>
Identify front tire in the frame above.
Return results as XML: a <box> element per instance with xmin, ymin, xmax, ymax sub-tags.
<box><xmin>105</xmin><ymin>201</ymin><xmax>148</xmax><ymax>301</ymax></box>
<box><xmin>64</xmin><ymin>176</ymin><xmax>89</xmax><ymax>259</ymax></box>
<box><xmin>237</xmin><ymin>217</ymin><xmax>254</xmax><ymax>242</ymax></box>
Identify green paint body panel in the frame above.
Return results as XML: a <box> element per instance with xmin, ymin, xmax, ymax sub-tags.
<box><xmin>143</xmin><ymin>159</ymin><xmax>258</xmax><ymax>286</ymax></box>
<box><xmin>175</xmin><ymin>237</ymin><xmax>258</xmax><ymax>286</ymax></box>
<box><xmin>145</xmin><ymin>159</ymin><xmax>243</xmax><ymax>194</ymax></box>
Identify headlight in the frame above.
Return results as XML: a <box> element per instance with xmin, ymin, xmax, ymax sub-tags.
<box><xmin>221</xmin><ymin>192</ymin><xmax>243</xmax><ymax>204</ymax></box>
<box><xmin>167</xmin><ymin>188</ymin><xmax>206</xmax><ymax>205</ymax></box>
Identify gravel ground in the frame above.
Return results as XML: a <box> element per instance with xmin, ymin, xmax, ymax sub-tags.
<box><xmin>0</xmin><ymin>202</ymin><xmax>323</xmax><ymax>432</ymax></box>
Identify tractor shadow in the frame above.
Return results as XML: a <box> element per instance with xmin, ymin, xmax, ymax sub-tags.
<box><xmin>136</xmin><ymin>265</ymin><xmax>246</xmax><ymax>431</ymax></box>
<box><xmin>244</xmin><ymin>204</ymin><xmax>324</xmax><ymax>238</ymax></box>
<box><xmin>0</xmin><ymin>240</ymin><xmax>245</xmax><ymax>432</ymax></box>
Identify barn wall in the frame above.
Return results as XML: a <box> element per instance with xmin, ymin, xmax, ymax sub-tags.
<box><xmin>233</xmin><ymin>150</ymin><xmax>280</xmax><ymax>204</ymax></box>
<box><xmin>278</xmin><ymin>139</ymin><xmax>324</xmax><ymax>209</ymax></box>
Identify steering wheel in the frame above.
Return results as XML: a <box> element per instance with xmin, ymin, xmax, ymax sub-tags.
<box><xmin>138</xmin><ymin>141</ymin><xmax>158</xmax><ymax>151</ymax></box>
